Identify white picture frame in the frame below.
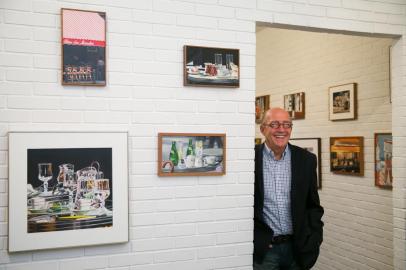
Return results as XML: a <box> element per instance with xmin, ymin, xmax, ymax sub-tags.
<box><xmin>8</xmin><ymin>131</ymin><xmax>129</xmax><ymax>252</ymax></box>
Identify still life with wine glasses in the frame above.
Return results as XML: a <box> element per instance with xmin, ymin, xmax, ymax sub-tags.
<box><xmin>26</xmin><ymin>148</ymin><xmax>113</xmax><ymax>233</ymax></box>
<box><xmin>9</xmin><ymin>132</ymin><xmax>128</xmax><ymax>252</ymax></box>
<box><xmin>184</xmin><ymin>45</ymin><xmax>239</xmax><ymax>87</ymax></box>
<box><xmin>158</xmin><ymin>133</ymin><xmax>226</xmax><ymax>176</ymax></box>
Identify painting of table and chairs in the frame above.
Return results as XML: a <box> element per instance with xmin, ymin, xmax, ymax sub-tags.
<box><xmin>26</xmin><ymin>148</ymin><xmax>113</xmax><ymax>233</ymax></box>
<box><xmin>61</xmin><ymin>8</ymin><xmax>106</xmax><ymax>86</ymax></box>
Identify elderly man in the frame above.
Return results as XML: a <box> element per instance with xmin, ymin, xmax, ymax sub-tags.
<box><xmin>254</xmin><ymin>108</ymin><xmax>324</xmax><ymax>270</ymax></box>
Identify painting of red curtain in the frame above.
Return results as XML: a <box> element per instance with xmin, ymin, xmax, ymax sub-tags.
<box><xmin>61</xmin><ymin>8</ymin><xmax>106</xmax><ymax>86</ymax></box>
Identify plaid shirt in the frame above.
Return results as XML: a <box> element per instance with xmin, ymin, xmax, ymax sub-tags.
<box><xmin>262</xmin><ymin>144</ymin><xmax>293</xmax><ymax>236</ymax></box>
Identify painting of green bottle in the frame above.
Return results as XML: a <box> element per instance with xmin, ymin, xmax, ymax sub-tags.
<box><xmin>158</xmin><ymin>133</ymin><xmax>226</xmax><ymax>177</ymax></box>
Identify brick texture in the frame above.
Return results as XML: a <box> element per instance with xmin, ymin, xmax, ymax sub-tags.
<box><xmin>0</xmin><ymin>0</ymin><xmax>405</xmax><ymax>269</ymax></box>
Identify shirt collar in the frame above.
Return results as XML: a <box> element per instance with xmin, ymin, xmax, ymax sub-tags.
<box><xmin>263</xmin><ymin>143</ymin><xmax>290</xmax><ymax>160</ymax></box>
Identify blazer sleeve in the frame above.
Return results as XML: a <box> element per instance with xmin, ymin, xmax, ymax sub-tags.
<box><xmin>298</xmin><ymin>152</ymin><xmax>324</xmax><ymax>269</ymax></box>
<box><xmin>307</xmin><ymin>153</ymin><xmax>324</xmax><ymax>244</ymax></box>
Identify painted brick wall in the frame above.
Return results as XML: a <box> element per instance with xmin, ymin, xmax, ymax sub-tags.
<box><xmin>0</xmin><ymin>0</ymin><xmax>256</xmax><ymax>269</ymax></box>
<box><xmin>0</xmin><ymin>0</ymin><xmax>405</xmax><ymax>269</ymax></box>
<box><xmin>256</xmin><ymin>26</ymin><xmax>394</xmax><ymax>270</ymax></box>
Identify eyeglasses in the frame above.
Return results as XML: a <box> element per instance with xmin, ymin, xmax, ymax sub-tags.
<box><xmin>263</xmin><ymin>121</ymin><xmax>293</xmax><ymax>129</ymax></box>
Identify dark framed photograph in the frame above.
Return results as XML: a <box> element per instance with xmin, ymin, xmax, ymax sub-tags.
<box><xmin>284</xmin><ymin>92</ymin><xmax>305</xmax><ymax>119</ymax></box>
<box><xmin>256</xmin><ymin>95</ymin><xmax>270</xmax><ymax>124</ymax></box>
<box><xmin>330</xmin><ymin>136</ymin><xmax>364</xmax><ymax>176</ymax></box>
<box><xmin>61</xmin><ymin>8</ymin><xmax>106</xmax><ymax>86</ymax></box>
<box><xmin>8</xmin><ymin>132</ymin><xmax>128</xmax><ymax>252</ymax></box>
<box><xmin>290</xmin><ymin>138</ymin><xmax>322</xmax><ymax>189</ymax></box>
<box><xmin>374</xmin><ymin>133</ymin><xmax>392</xmax><ymax>189</ymax></box>
<box><xmin>158</xmin><ymin>133</ymin><xmax>226</xmax><ymax>176</ymax></box>
<box><xmin>184</xmin><ymin>45</ymin><xmax>239</xmax><ymax>88</ymax></box>
<box><xmin>329</xmin><ymin>83</ymin><xmax>356</xmax><ymax>121</ymax></box>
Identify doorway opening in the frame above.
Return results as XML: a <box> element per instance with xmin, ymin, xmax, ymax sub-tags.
<box><xmin>255</xmin><ymin>23</ymin><xmax>399</xmax><ymax>269</ymax></box>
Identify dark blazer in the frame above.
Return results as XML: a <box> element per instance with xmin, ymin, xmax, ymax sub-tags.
<box><xmin>254</xmin><ymin>143</ymin><xmax>324</xmax><ymax>270</ymax></box>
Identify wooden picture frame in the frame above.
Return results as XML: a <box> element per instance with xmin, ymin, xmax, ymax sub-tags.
<box><xmin>329</xmin><ymin>83</ymin><xmax>356</xmax><ymax>121</ymax></box>
<box><xmin>374</xmin><ymin>133</ymin><xmax>392</xmax><ymax>189</ymax></box>
<box><xmin>290</xmin><ymin>138</ymin><xmax>322</xmax><ymax>189</ymax></box>
<box><xmin>256</xmin><ymin>95</ymin><xmax>270</xmax><ymax>124</ymax></box>
<box><xmin>255</xmin><ymin>138</ymin><xmax>262</xmax><ymax>145</ymax></box>
<box><xmin>330</xmin><ymin>136</ymin><xmax>364</xmax><ymax>176</ymax></box>
<box><xmin>184</xmin><ymin>45</ymin><xmax>239</xmax><ymax>88</ymax></box>
<box><xmin>158</xmin><ymin>133</ymin><xmax>226</xmax><ymax>176</ymax></box>
<box><xmin>284</xmin><ymin>92</ymin><xmax>305</xmax><ymax>119</ymax></box>
<box><xmin>8</xmin><ymin>132</ymin><xmax>128</xmax><ymax>252</ymax></box>
<box><xmin>61</xmin><ymin>8</ymin><xmax>106</xmax><ymax>86</ymax></box>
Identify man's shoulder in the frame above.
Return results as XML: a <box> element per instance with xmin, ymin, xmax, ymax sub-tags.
<box><xmin>289</xmin><ymin>143</ymin><xmax>316</xmax><ymax>159</ymax></box>
<box><xmin>255</xmin><ymin>144</ymin><xmax>262</xmax><ymax>152</ymax></box>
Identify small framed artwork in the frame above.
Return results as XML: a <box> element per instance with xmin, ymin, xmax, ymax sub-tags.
<box><xmin>62</xmin><ymin>8</ymin><xmax>106</xmax><ymax>86</ymax></box>
<box><xmin>8</xmin><ymin>132</ymin><xmax>128</xmax><ymax>252</ymax></box>
<box><xmin>290</xmin><ymin>138</ymin><xmax>322</xmax><ymax>189</ymax></box>
<box><xmin>184</xmin><ymin>45</ymin><xmax>239</xmax><ymax>88</ymax></box>
<box><xmin>255</xmin><ymin>138</ymin><xmax>262</xmax><ymax>145</ymax></box>
<box><xmin>158</xmin><ymin>133</ymin><xmax>226</xmax><ymax>176</ymax></box>
<box><xmin>284</xmin><ymin>92</ymin><xmax>305</xmax><ymax>119</ymax></box>
<box><xmin>256</xmin><ymin>95</ymin><xmax>270</xmax><ymax>124</ymax></box>
<box><xmin>374</xmin><ymin>133</ymin><xmax>392</xmax><ymax>189</ymax></box>
<box><xmin>330</xmin><ymin>136</ymin><xmax>364</xmax><ymax>176</ymax></box>
<box><xmin>329</xmin><ymin>83</ymin><xmax>356</xmax><ymax>121</ymax></box>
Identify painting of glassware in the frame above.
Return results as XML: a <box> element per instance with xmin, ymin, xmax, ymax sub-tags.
<box><xmin>26</xmin><ymin>148</ymin><xmax>112</xmax><ymax>233</ymax></box>
<box><xmin>158</xmin><ymin>133</ymin><xmax>226</xmax><ymax>176</ymax></box>
<box><xmin>184</xmin><ymin>45</ymin><xmax>239</xmax><ymax>87</ymax></box>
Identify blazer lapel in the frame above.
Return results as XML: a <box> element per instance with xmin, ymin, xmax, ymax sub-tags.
<box><xmin>289</xmin><ymin>144</ymin><xmax>300</xmax><ymax>218</ymax></box>
<box><xmin>257</xmin><ymin>144</ymin><xmax>265</xmax><ymax>206</ymax></box>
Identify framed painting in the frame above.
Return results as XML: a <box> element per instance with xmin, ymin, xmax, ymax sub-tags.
<box><xmin>8</xmin><ymin>132</ymin><xmax>128</xmax><ymax>252</ymax></box>
<box><xmin>158</xmin><ymin>133</ymin><xmax>226</xmax><ymax>176</ymax></box>
<box><xmin>330</xmin><ymin>136</ymin><xmax>364</xmax><ymax>176</ymax></box>
<box><xmin>255</xmin><ymin>138</ymin><xmax>262</xmax><ymax>145</ymax></box>
<box><xmin>184</xmin><ymin>45</ymin><xmax>239</xmax><ymax>88</ymax></box>
<box><xmin>256</xmin><ymin>95</ymin><xmax>270</xmax><ymax>124</ymax></box>
<box><xmin>61</xmin><ymin>8</ymin><xmax>106</xmax><ymax>86</ymax></box>
<box><xmin>329</xmin><ymin>83</ymin><xmax>356</xmax><ymax>121</ymax></box>
<box><xmin>374</xmin><ymin>133</ymin><xmax>392</xmax><ymax>189</ymax></box>
<box><xmin>290</xmin><ymin>138</ymin><xmax>322</xmax><ymax>189</ymax></box>
<box><xmin>284</xmin><ymin>92</ymin><xmax>305</xmax><ymax>119</ymax></box>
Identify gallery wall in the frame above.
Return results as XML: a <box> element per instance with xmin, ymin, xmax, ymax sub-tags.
<box><xmin>256</xmin><ymin>26</ymin><xmax>394</xmax><ymax>269</ymax></box>
<box><xmin>0</xmin><ymin>0</ymin><xmax>405</xmax><ymax>270</ymax></box>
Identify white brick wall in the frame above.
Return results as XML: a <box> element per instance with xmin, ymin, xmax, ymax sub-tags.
<box><xmin>0</xmin><ymin>0</ymin><xmax>405</xmax><ymax>269</ymax></box>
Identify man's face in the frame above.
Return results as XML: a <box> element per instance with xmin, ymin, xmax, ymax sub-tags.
<box><xmin>260</xmin><ymin>109</ymin><xmax>292</xmax><ymax>153</ymax></box>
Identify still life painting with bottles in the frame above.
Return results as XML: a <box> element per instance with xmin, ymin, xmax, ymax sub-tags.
<box><xmin>26</xmin><ymin>148</ymin><xmax>113</xmax><ymax>233</ymax></box>
<box><xmin>158</xmin><ymin>133</ymin><xmax>226</xmax><ymax>176</ymax></box>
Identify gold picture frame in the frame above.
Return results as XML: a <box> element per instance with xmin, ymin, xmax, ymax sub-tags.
<box><xmin>330</xmin><ymin>136</ymin><xmax>364</xmax><ymax>176</ymax></box>
<box><xmin>256</xmin><ymin>95</ymin><xmax>270</xmax><ymax>124</ymax></box>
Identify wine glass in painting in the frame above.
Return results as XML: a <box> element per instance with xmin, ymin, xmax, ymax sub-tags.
<box><xmin>38</xmin><ymin>163</ymin><xmax>53</xmax><ymax>193</ymax></box>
